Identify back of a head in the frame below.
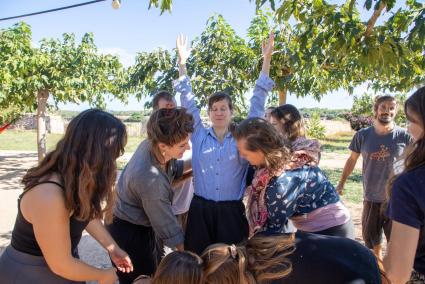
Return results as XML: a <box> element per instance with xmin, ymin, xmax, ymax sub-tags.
<box><xmin>147</xmin><ymin>108</ymin><xmax>194</xmax><ymax>146</ymax></box>
<box><xmin>201</xmin><ymin>243</ymin><xmax>255</xmax><ymax>284</ymax></box>
<box><xmin>151</xmin><ymin>251</ymin><xmax>203</xmax><ymax>284</ymax></box>
<box><xmin>152</xmin><ymin>91</ymin><xmax>176</xmax><ymax>111</ymax></box>
<box><xmin>201</xmin><ymin>234</ymin><xmax>295</xmax><ymax>284</ymax></box>
<box><xmin>271</xmin><ymin>104</ymin><xmax>305</xmax><ymax>142</ymax></box>
<box><xmin>245</xmin><ymin>234</ymin><xmax>295</xmax><ymax>283</ymax></box>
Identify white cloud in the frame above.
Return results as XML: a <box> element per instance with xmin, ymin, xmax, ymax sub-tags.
<box><xmin>99</xmin><ymin>47</ymin><xmax>136</xmax><ymax>68</ymax></box>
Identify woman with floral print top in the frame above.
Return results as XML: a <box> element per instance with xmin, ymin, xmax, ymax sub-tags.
<box><xmin>232</xmin><ymin>117</ymin><xmax>354</xmax><ymax>239</ymax></box>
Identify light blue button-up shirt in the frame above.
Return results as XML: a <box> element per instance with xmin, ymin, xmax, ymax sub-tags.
<box><xmin>174</xmin><ymin>72</ymin><xmax>275</xmax><ymax>201</ymax></box>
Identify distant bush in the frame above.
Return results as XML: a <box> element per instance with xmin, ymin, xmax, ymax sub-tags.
<box><xmin>124</xmin><ymin>112</ymin><xmax>149</xmax><ymax>122</ymax></box>
<box><xmin>306</xmin><ymin>112</ymin><xmax>326</xmax><ymax>139</ymax></box>
<box><xmin>344</xmin><ymin>112</ymin><xmax>373</xmax><ymax>131</ymax></box>
<box><xmin>299</xmin><ymin>108</ymin><xmax>348</xmax><ymax>120</ymax></box>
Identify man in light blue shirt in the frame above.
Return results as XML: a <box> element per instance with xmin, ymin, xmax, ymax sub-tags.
<box><xmin>174</xmin><ymin>34</ymin><xmax>275</xmax><ymax>254</ymax></box>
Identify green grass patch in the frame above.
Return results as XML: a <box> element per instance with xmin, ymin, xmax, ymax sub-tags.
<box><xmin>0</xmin><ymin>130</ymin><xmax>63</xmax><ymax>151</ymax></box>
<box><xmin>319</xmin><ymin>131</ymin><xmax>354</xmax><ymax>154</ymax></box>
<box><xmin>0</xmin><ymin>130</ymin><xmax>143</xmax><ymax>153</ymax></box>
<box><xmin>321</xmin><ymin>166</ymin><xmax>363</xmax><ymax>204</ymax></box>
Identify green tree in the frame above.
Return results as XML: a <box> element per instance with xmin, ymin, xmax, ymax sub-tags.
<box><xmin>125</xmin><ymin>15</ymin><xmax>257</xmax><ymax>115</ymax></box>
<box><xmin>144</xmin><ymin>0</ymin><xmax>424</xmax><ymax>104</ymax></box>
<box><xmin>352</xmin><ymin>93</ymin><xmax>375</xmax><ymax>117</ymax></box>
<box><xmin>0</xmin><ymin>22</ymin><xmax>127</xmax><ymax>161</ymax></box>
<box><xmin>251</xmin><ymin>0</ymin><xmax>425</xmax><ymax>104</ymax></box>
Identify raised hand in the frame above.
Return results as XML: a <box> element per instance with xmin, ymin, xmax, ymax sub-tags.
<box><xmin>262</xmin><ymin>32</ymin><xmax>275</xmax><ymax>59</ymax></box>
<box><xmin>261</xmin><ymin>32</ymin><xmax>275</xmax><ymax>76</ymax></box>
<box><xmin>176</xmin><ymin>34</ymin><xmax>191</xmax><ymax>65</ymax></box>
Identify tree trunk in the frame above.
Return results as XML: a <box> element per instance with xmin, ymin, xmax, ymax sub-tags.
<box><xmin>279</xmin><ymin>89</ymin><xmax>287</xmax><ymax>105</ymax></box>
<box><xmin>37</xmin><ymin>90</ymin><xmax>49</xmax><ymax>162</ymax></box>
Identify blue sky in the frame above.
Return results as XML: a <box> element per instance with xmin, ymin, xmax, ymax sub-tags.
<box><xmin>0</xmin><ymin>0</ymin><xmax>385</xmax><ymax>111</ymax></box>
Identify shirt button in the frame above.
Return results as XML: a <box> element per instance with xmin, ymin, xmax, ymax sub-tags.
<box><xmin>216</xmin><ymin>188</ymin><xmax>219</xmax><ymax>190</ymax></box>
<box><xmin>216</xmin><ymin>173</ymin><xmax>219</xmax><ymax>175</ymax></box>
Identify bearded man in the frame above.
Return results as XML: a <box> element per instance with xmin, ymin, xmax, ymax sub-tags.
<box><xmin>337</xmin><ymin>95</ymin><xmax>412</xmax><ymax>258</ymax></box>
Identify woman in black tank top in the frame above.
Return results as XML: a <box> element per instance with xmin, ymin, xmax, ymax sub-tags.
<box><xmin>0</xmin><ymin>109</ymin><xmax>133</xmax><ymax>284</ymax></box>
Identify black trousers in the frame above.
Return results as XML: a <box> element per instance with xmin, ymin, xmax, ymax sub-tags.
<box><xmin>184</xmin><ymin>195</ymin><xmax>249</xmax><ymax>255</ymax></box>
<box><xmin>106</xmin><ymin>217</ymin><xmax>158</xmax><ymax>284</ymax></box>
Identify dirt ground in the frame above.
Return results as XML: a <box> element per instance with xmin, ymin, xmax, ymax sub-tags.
<box><xmin>0</xmin><ymin>150</ymin><xmax>377</xmax><ymax>281</ymax></box>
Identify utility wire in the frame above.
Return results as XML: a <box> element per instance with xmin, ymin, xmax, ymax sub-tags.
<box><xmin>0</xmin><ymin>0</ymin><xmax>107</xmax><ymax>22</ymax></box>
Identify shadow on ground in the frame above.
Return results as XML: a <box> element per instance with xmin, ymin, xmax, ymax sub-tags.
<box><xmin>0</xmin><ymin>153</ymin><xmax>37</xmax><ymax>190</ymax></box>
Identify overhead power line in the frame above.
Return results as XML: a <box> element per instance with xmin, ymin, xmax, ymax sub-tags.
<box><xmin>0</xmin><ymin>0</ymin><xmax>107</xmax><ymax>22</ymax></box>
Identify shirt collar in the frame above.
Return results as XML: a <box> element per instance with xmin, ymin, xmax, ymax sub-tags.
<box><xmin>206</xmin><ymin>127</ymin><xmax>232</xmax><ymax>140</ymax></box>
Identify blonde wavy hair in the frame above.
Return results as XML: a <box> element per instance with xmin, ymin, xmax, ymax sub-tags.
<box><xmin>201</xmin><ymin>234</ymin><xmax>295</xmax><ymax>284</ymax></box>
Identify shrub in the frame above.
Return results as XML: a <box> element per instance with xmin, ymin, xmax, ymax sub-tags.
<box><xmin>306</xmin><ymin>112</ymin><xmax>326</xmax><ymax>139</ymax></box>
<box><xmin>344</xmin><ymin>112</ymin><xmax>373</xmax><ymax>131</ymax></box>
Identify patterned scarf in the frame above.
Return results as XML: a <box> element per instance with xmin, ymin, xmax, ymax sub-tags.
<box><xmin>246</xmin><ymin>137</ymin><xmax>321</xmax><ymax>237</ymax></box>
<box><xmin>246</xmin><ymin>167</ymin><xmax>273</xmax><ymax>237</ymax></box>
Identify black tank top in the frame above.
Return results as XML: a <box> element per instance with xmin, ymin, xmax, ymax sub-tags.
<box><xmin>10</xmin><ymin>181</ymin><xmax>89</xmax><ymax>257</ymax></box>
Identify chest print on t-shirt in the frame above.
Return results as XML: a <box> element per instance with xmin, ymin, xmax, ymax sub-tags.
<box><xmin>369</xmin><ymin>145</ymin><xmax>391</xmax><ymax>161</ymax></box>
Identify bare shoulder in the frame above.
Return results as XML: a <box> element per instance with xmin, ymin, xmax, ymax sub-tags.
<box><xmin>20</xmin><ymin>175</ymin><xmax>67</xmax><ymax>223</ymax></box>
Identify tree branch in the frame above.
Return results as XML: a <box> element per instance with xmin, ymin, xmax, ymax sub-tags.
<box><xmin>364</xmin><ymin>1</ymin><xmax>386</xmax><ymax>38</ymax></box>
<box><xmin>348</xmin><ymin>0</ymin><xmax>356</xmax><ymax>16</ymax></box>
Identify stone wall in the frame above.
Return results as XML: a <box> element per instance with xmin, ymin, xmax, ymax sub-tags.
<box><xmin>11</xmin><ymin>114</ymin><xmax>65</xmax><ymax>134</ymax></box>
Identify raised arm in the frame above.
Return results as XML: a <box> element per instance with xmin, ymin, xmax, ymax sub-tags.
<box><xmin>174</xmin><ymin>34</ymin><xmax>204</xmax><ymax>135</ymax></box>
<box><xmin>248</xmin><ymin>33</ymin><xmax>275</xmax><ymax>118</ymax></box>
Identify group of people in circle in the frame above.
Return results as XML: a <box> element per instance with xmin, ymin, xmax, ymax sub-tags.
<box><xmin>1</xmin><ymin>33</ymin><xmax>425</xmax><ymax>284</ymax></box>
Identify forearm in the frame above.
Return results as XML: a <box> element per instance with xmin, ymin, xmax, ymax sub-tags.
<box><xmin>383</xmin><ymin>253</ymin><xmax>411</xmax><ymax>284</ymax></box>
<box><xmin>338</xmin><ymin>159</ymin><xmax>356</xmax><ymax>186</ymax></box>
<box><xmin>262</xmin><ymin>55</ymin><xmax>272</xmax><ymax>76</ymax></box>
<box><xmin>383</xmin><ymin>222</ymin><xmax>419</xmax><ymax>284</ymax></box>
<box><xmin>48</xmin><ymin>255</ymin><xmax>106</xmax><ymax>282</ymax></box>
<box><xmin>172</xmin><ymin>172</ymin><xmax>193</xmax><ymax>188</ymax></box>
<box><xmin>248</xmin><ymin>72</ymin><xmax>274</xmax><ymax>118</ymax></box>
<box><xmin>86</xmin><ymin>218</ymin><xmax>118</xmax><ymax>253</ymax></box>
<box><xmin>178</xmin><ymin>62</ymin><xmax>187</xmax><ymax>77</ymax></box>
<box><xmin>173</xmin><ymin>76</ymin><xmax>203</xmax><ymax>131</ymax></box>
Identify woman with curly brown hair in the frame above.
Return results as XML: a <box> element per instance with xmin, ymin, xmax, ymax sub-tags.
<box><xmin>202</xmin><ymin>232</ymin><xmax>381</xmax><ymax>284</ymax></box>
<box><xmin>0</xmin><ymin>109</ymin><xmax>133</xmax><ymax>284</ymax></box>
<box><xmin>106</xmin><ymin>107</ymin><xmax>194</xmax><ymax>283</ymax></box>
<box><xmin>232</xmin><ymin>117</ymin><xmax>354</xmax><ymax>238</ymax></box>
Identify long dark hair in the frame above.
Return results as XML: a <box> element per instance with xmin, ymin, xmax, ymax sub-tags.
<box><xmin>387</xmin><ymin>86</ymin><xmax>425</xmax><ymax>199</ymax></box>
<box><xmin>22</xmin><ymin>109</ymin><xmax>127</xmax><ymax>221</ymax></box>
